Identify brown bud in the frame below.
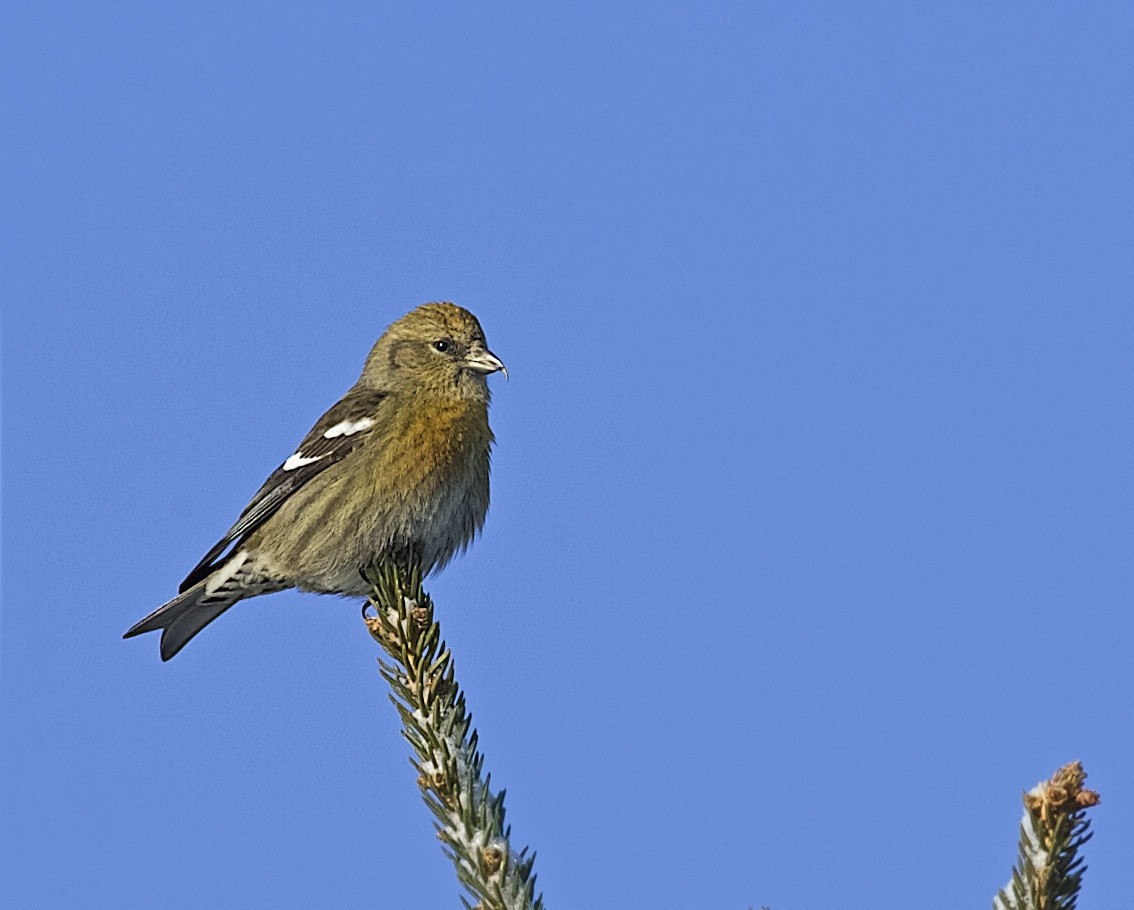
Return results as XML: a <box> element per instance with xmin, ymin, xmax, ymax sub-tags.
<box><xmin>481</xmin><ymin>844</ymin><xmax>504</xmax><ymax>877</ymax></box>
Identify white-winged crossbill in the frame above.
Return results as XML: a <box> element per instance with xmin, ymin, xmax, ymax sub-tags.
<box><xmin>125</xmin><ymin>302</ymin><xmax>505</xmax><ymax>660</ymax></box>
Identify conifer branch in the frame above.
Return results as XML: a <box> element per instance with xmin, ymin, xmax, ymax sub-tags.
<box><xmin>362</xmin><ymin>564</ymin><xmax>545</xmax><ymax>910</ymax></box>
<box><xmin>993</xmin><ymin>761</ymin><xmax>1100</xmax><ymax>910</ymax></box>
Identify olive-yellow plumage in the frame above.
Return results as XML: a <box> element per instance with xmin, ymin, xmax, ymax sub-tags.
<box><xmin>124</xmin><ymin>302</ymin><xmax>505</xmax><ymax>660</ymax></box>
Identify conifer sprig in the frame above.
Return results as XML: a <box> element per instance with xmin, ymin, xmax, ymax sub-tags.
<box><xmin>362</xmin><ymin>564</ymin><xmax>544</xmax><ymax>910</ymax></box>
<box><xmin>993</xmin><ymin>761</ymin><xmax>1099</xmax><ymax>910</ymax></box>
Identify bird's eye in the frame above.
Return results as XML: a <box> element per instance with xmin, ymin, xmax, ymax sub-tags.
<box><xmin>432</xmin><ymin>339</ymin><xmax>451</xmax><ymax>353</ymax></box>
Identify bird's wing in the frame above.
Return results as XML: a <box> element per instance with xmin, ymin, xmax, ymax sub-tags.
<box><xmin>179</xmin><ymin>387</ymin><xmax>388</xmax><ymax>592</ymax></box>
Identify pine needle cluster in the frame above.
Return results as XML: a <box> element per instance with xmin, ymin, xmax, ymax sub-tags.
<box><xmin>362</xmin><ymin>564</ymin><xmax>545</xmax><ymax>910</ymax></box>
<box><xmin>993</xmin><ymin>761</ymin><xmax>1100</xmax><ymax>910</ymax></box>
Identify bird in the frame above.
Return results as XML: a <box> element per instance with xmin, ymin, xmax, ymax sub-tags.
<box><xmin>124</xmin><ymin>302</ymin><xmax>506</xmax><ymax>660</ymax></box>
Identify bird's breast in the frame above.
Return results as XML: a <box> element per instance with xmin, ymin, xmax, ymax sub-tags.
<box><xmin>370</xmin><ymin>397</ymin><xmax>493</xmax><ymax>570</ymax></box>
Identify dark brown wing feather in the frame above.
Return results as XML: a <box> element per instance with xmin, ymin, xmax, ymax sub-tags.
<box><xmin>179</xmin><ymin>387</ymin><xmax>387</xmax><ymax>592</ymax></box>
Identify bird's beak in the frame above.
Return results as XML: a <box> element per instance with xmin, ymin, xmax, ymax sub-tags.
<box><xmin>465</xmin><ymin>348</ymin><xmax>508</xmax><ymax>381</ymax></box>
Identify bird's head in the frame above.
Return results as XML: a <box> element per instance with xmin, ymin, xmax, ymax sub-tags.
<box><xmin>362</xmin><ymin>302</ymin><xmax>506</xmax><ymax>400</ymax></box>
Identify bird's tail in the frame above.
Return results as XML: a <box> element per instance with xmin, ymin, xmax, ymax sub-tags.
<box><xmin>123</xmin><ymin>579</ymin><xmax>248</xmax><ymax>661</ymax></box>
<box><xmin>126</xmin><ymin>549</ymin><xmax>286</xmax><ymax>660</ymax></box>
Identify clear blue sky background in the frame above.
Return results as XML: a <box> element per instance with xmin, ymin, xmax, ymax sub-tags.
<box><xmin>3</xmin><ymin>3</ymin><xmax>1132</xmax><ymax>908</ymax></box>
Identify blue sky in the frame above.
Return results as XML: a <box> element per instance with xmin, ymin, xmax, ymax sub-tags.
<box><xmin>3</xmin><ymin>3</ymin><xmax>1132</xmax><ymax>907</ymax></box>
